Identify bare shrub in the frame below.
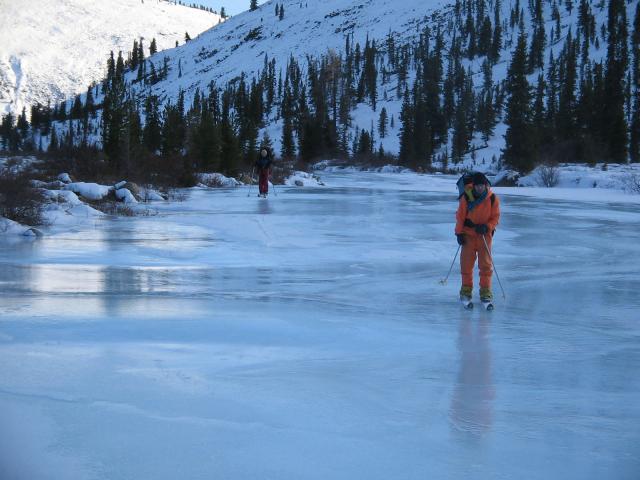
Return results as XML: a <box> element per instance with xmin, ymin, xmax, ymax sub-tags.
<box><xmin>267</xmin><ymin>160</ymin><xmax>294</xmax><ymax>184</ymax></box>
<box><xmin>623</xmin><ymin>173</ymin><xmax>640</xmax><ymax>194</ymax></box>
<box><xmin>85</xmin><ymin>199</ymin><xmax>157</xmax><ymax>217</ymax></box>
<box><xmin>165</xmin><ymin>189</ymin><xmax>188</xmax><ymax>202</ymax></box>
<box><xmin>536</xmin><ymin>162</ymin><xmax>560</xmax><ymax>187</ymax></box>
<box><xmin>0</xmin><ymin>167</ymin><xmax>47</xmax><ymax>225</ymax></box>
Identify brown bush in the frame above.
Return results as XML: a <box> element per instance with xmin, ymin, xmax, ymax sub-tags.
<box><xmin>0</xmin><ymin>167</ymin><xmax>47</xmax><ymax>226</ymax></box>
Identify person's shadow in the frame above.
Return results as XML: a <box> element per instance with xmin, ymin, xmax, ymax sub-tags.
<box><xmin>449</xmin><ymin>316</ymin><xmax>495</xmax><ymax>440</ymax></box>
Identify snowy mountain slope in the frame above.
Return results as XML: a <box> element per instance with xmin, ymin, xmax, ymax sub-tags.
<box><xmin>111</xmin><ymin>0</ymin><xmax>636</xmax><ymax>162</ymax></box>
<box><xmin>0</xmin><ymin>0</ymin><xmax>222</xmax><ymax>117</ymax></box>
<box><xmin>126</xmin><ymin>0</ymin><xmax>450</xmax><ymax>102</ymax></box>
<box><xmin>38</xmin><ymin>0</ymin><xmax>640</xmax><ymax>175</ymax></box>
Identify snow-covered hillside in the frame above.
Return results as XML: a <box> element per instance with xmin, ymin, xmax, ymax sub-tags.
<box><xmin>0</xmin><ymin>0</ymin><xmax>222</xmax><ymax>117</ymax></box>
<box><xmin>83</xmin><ymin>0</ymin><xmax>636</xmax><ymax>167</ymax></box>
<box><xmin>15</xmin><ymin>0</ymin><xmax>640</xmax><ymax>179</ymax></box>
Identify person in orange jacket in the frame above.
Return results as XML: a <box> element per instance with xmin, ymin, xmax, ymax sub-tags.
<box><xmin>455</xmin><ymin>172</ymin><xmax>500</xmax><ymax>303</ymax></box>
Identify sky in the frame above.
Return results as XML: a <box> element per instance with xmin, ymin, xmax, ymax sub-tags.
<box><xmin>192</xmin><ymin>0</ymin><xmax>265</xmax><ymax>16</ymax></box>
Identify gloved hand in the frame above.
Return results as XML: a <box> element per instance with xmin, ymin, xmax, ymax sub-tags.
<box><xmin>456</xmin><ymin>234</ymin><xmax>465</xmax><ymax>246</ymax></box>
<box><xmin>475</xmin><ymin>224</ymin><xmax>489</xmax><ymax>234</ymax></box>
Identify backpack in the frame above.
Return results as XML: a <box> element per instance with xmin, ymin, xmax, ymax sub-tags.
<box><xmin>257</xmin><ymin>155</ymin><xmax>271</xmax><ymax>169</ymax></box>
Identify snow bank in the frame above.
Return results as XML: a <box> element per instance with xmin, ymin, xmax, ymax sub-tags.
<box><xmin>518</xmin><ymin>163</ymin><xmax>640</xmax><ymax>192</ymax></box>
<box><xmin>284</xmin><ymin>171</ymin><xmax>325</xmax><ymax>187</ymax></box>
<box><xmin>63</xmin><ymin>182</ymin><xmax>112</xmax><ymax>201</ymax></box>
<box><xmin>0</xmin><ymin>217</ymin><xmax>28</xmax><ymax>236</ymax></box>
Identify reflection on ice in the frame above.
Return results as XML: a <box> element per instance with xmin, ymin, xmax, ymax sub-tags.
<box><xmin>450</xmin><ymin>317</ymin><xmax>494</xmax><ymax>439</ymax></box>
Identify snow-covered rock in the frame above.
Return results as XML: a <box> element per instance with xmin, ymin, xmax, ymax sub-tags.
<box><xmin>57</xmin><ymin>173</ymin><xmax>72</xmax><ymax>183</ymax></box>
<box><xmin>139</xmin><ymin>188</ymin><xmax>166</xmax><ymax>202</ymax></box>
<box><xmin>115</xmin><ymin>188</ymin><xmax>138</xmax><ymax>204</ymax></box>
<box><xmin>41</xmin><ymin>189</ymin><xmax>82</xmax><ymax>205</ymax></box>
<box><xmin>63</xmin><ymin>182</ymin><xmax>111</xmax><ymax>200</ymax></box>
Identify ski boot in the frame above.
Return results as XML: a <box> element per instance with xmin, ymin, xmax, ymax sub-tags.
<box><xmin>480</xmin><ymin>288</ymin><xmax>494</xmax><ymax>311</ymax></box>
<box><xmin>460</xmin><ymin>286</ymin><xmax>473</xmax><ymax>310</ymax></box>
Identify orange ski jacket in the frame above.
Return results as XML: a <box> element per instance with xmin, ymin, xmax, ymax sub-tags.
<box><xmin>455</xmin><ymin>187</ymin><xmax>500</xmax><ymax>236</ymax></box>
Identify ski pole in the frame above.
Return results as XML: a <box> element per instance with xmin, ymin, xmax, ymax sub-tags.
<box><xmin>271</xmin><ymin>177</ymin><xmax>278</xmax><ymax>197</ymax></box>
<box><xmin>439</xmin><ymin>244</ymin><xmax>461</xmax><ymax>285</ymax></box>
<box><xmin>247</xmin><ymin>168</ymin><xmax>255</xmax><ymax>197</ymax></box>
<box><xmin>482</xmin><ymin>234</ymin><xmax>506</xmax><ymax>299</ymax></box>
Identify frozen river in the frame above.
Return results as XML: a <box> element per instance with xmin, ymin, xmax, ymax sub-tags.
<box><xmin>1</xmin><ymin>171</ymin><xmax>639</xmax><ymax>479</ymax></box>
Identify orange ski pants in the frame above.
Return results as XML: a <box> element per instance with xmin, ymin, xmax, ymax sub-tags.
<box><xmin>460</xmin><ymin>234</ymin><xmax>493</xmax><ymax>289</ymax></box>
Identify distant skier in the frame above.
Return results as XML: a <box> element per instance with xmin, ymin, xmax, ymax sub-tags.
<box><xmin>255</xmin><ymin>148</ymin><xmax>273</xmax><ymax>197</ymax></box>
<box><xmin>455</xmin><ymin>172</ymin><xmax>500</xmax><ymax>308</ymax></box>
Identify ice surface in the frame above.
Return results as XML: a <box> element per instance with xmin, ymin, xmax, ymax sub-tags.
<box><xmin>0</xmin><ymin>171</ymin><xmax>639</xmax><ymax>479</ymax></box>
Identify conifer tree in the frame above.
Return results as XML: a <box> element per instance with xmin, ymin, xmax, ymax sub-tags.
<box><xmin>477</xmin><ymin>59</ymin><xmax>496</xmax><ymax>141</ymax></box>
<box><xmin>398</xmin><ymin>87</ymin><xmax>414</xmax><ymax>164</ymax></box>
<box><xmin>503</xmin><ymin>26</ymin><xmax>534</xmax><ymax>172</ymax></box>
<box><xmin>557</xmin><ymin>30</ymin><xmax>578</xmax><ymax>141</ymax></box>
<box><xmin>532</xmin><ymin>73</ymin><xmax>547</xmax><ymax>154</ymax></box>
<box><xmin>490</xmin><ymin>0</ymin><xmax>502</xmax><ymax>63</ymax></box>
<box><xmin>528</xmin><ymin>0</ymin><xmax>546</xmax><ymax>72</ymax></box>
<box><xmin>630</xmin><ymin>3</ymin><xmax>640</xmax><ymax>162</ymax></box>
<box><xmin>250</xmin><ymin>0</ymin><xmax>258</xmax><ymax>12</ymax></box>
<box><xmin>143</xmin><ymin>96</ymin><xmax>162</xmax><ymax>154</ymax></box>
<box><xmin>603</xmin><ymin>0</ymin><xmax>629</xmax><ymax>162</ymax></box>
<box><xmin>102</xmin><ymin>63</ymin><xmax>128</xmax><ymax>171</ymax></box>
<box><xmin>378</xmin><ymin>107</ymin><xmax>388</xmax><ymax>138</ymax></box>
<box><xmin>281</xmin><ymin>119</ymin><xmax>296</xmax><ymax>159</ymax></box>
<box><xmin>17</xmin><ymin>107</ymin><xmax>29</xmax><ymax>147</ymax></box>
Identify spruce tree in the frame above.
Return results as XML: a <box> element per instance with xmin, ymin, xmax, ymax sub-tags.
<box><xmin>490</xmin><ymin>0</ymin><xmax>502</xmax><ymax>63</ymax></box>
<box><xmin>528</xmin><ymin>0</ymin><xmax>546</xmax><ymax>72</ymax></box>
<box><xmin>378</xmin><ymin>107</ymin><xmax>388</xmax><ymax>138</ymax></box>
<box><xmin>557</xmin><ymin>31</ymin><xmax>578</xmax><ymax>141</ymax></box>
<box><xmin>604</xmin><ymin>0</ymin><xmax>629</xmax><ymax>162</ymax></box>
<box><xmin>17</xmin><ymin>107</ymin><xmax>30</xmax><ymax>147</ymax></box>
<box><xmin>630</xmin><ymin>3</ymin><xmax>640</xmax><ymax>162</ymax></box>
<box><xmin>143</xmin><ymin>96</ymin><xmax>162</xmax><ymax>154</ymax></box>
<box><xmin>503</xmin><ymin>27</ymin><xmax>534</xmax><ymax>172</ymax></box>
<box><xmin>250</xmin><ymin>0</ymin><xmax>258</xmax><ymax>12</ymax></box>
<box><xmin>398</xmin><ymin>87</ymin><xmax>415</xmax><ymax>164</ymax></box>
